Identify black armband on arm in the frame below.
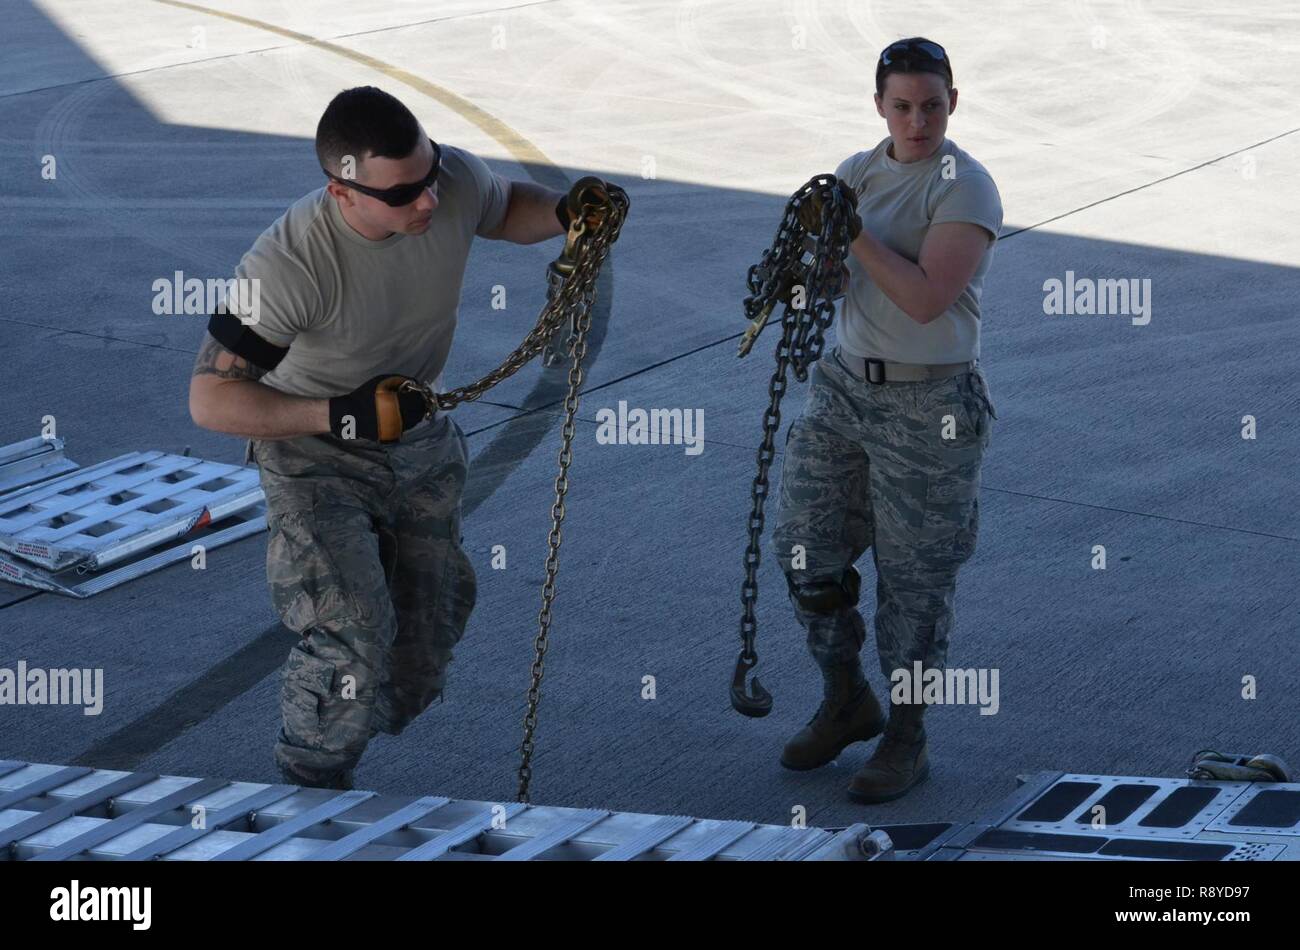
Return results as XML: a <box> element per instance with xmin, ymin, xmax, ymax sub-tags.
<box><xmin>206</xmin><ymin>310</ymin><xmax>289</xmax><ymax>371</ymax></box>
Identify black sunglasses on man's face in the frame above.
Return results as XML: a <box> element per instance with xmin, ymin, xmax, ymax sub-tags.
<box><xmin>323</xmin><ymin>138</ymin><xmax>442</xmax><ymax>207</ymax></box>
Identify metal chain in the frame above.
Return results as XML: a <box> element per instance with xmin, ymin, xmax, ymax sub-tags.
<box><xmin>398</xmin><ymin>185</ymin><xmax>628</xmax><ymax>803</ymax></box>
<box><xmin>731</xmin><ymin>174</ymin><xmax>855</xmax><ymax>717</ymax></box>
<box><xmin>399</xmin><ymin>190</ymin><xmax>627</xmax><ymax>416</ymax></box>
<box><xmin>516</xmin><ymin>274</ymin><xmax>595</xmax><ymax>803</ymax></box>
<box><xmin>515</xmin><ymin>194</ymin><xmax>626</xmax><ymax>803</ymax></box>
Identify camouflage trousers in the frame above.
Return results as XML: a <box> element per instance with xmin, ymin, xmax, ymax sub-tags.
<box><xmin>771</xmin><ymin>346</ymin><xmax>996</xmax><ymax>680</ymax></box>
<box><xmin>250</xmin><ymin>413</ymin><xmax>476</xmax><ymax>787</ymax></box>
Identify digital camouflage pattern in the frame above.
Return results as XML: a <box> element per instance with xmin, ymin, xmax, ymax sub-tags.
<box><xmin>252</xmin><ymin>414</ymin><xmax>476</xmax><ymax>788</ymax></box>
<box><xmin>772</xmin><ymin>347</ymin><xmax>996</xmax><ymax>681</ymax></box>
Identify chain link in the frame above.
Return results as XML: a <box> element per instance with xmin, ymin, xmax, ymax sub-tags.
<box><xmin>732</xmin><ymin>175</ymin><xmax>855</xmax><ymax>717</ymax></box>
<box><xmin>398</xmin><ymin>184</ymin><xmax>628</xmax><ymax>803</ymax></box>
<box><xmin>398</xmin><ymin>190</ymin><xmax>627</xmax><ymax>416</ymax></box>
<box><xmin>516</xmin><ymin>279</ymin><xmax>594</xmax><ymax>803</ymax></box>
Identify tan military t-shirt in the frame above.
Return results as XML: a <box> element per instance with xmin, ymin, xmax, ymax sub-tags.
<box><xmin>834</xmin><ymin>136</ymin><xmax>1002</xmax><ymax>364</ymax></box>
<box><xmin>229</xmin><ymin>144</ymin><xmax>508</xmax><ymax>398</ymax></box>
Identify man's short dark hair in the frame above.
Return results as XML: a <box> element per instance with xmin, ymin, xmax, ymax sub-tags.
<box><xmin>875</xmin><ymin>37</ymin><xmax>953</xmax><ymax>98</ymax></box>
<box><xmin>315</xmin><ymin>86</ymin><xmax>420</xmax><ymax>177</ymax></box>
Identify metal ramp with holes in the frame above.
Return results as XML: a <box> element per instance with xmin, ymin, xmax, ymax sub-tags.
<box><xmin>909</xmin><ymin>771</ymin><xmax>1300</xmax><ymax>860</ymax></box>
<box><xmin>0</xmin><ymin>437</ymin><xmax>81</xmax><ymax>495</ymax></box>
<box><xmin>0</xmin><ymin>450</ymin><xmax>265</xmax><ymax>597</ymax></box>
<box><xmin>4</xmin><ymin>760</ymin><xmax>1296</xmax><ymax>861</ymax></box>
<box><xmin>0</xmin><ymin>761</ymin><xmax>892</xmax><ymax>861</ymax></box>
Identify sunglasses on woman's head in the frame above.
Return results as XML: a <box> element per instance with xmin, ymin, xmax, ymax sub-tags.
<box><xmin>323</xmin><ymin>139</ymin><xmax>442</xmax><ymax>207</ymax></box>
<box><xmin>880</xmin><ymin>40</ymin><xmax>947</xmax><ymax>65</ymax></box>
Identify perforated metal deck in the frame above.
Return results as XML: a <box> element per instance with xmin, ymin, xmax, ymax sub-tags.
<box><xmin>918</xmin><ymin>771</ymin><xmax>1300</xmax><ymax>861</ymax></box>
<box><xmin>0</xmin><ymin>451</ymin><xmax>262</xmax><ymax>572</ymax></box>
<box><xmin>0</xmin><ymin>762</ymin><xmax>890</xmax><ymax>861</ymax></box>
<box><xmin>0</xmin><ymin>504</ymin><xmax>266</xmax><ymax>597</ymax></box>
<box><xmin>6</xmin><ymin>761</ymin><xmax>1293</xmax><ymax>862</ymax></box>
<box><xmin>0</xmin><ymin>450</ymin><xmax>265</xmax><ymax>596</ymax></box>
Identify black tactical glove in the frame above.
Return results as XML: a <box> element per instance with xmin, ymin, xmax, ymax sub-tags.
<box><xmin>328</xmin><ymin>374</ymin><xmax>428</xmax><ymax>443</ymax></box>
<box><xmin>554</xmin><ymin>176</ymin><xmax>628</xmax><ymax>232</ymax></box>
<box><xmin>796</xmin><ymin>178</ymin><xmax>862</xmax><ymax>241</ymax></box>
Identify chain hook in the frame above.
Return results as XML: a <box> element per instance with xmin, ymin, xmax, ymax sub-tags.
<box><xmin>730</xmin><ymin>649</ymin><xmax>772</xmax><ymax>717</ymax></box>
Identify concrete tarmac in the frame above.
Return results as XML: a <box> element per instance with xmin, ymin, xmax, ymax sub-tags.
<box><xmin>1</xmin><ymin>0</ymin><xmax>1297</xmax><ymax>831</ymax></box>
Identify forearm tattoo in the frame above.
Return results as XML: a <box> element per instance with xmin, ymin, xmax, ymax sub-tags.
<box><xmin>192</xmin><ymin>333</ymin><xmax>268</xmax><ymax>382</ymax></box>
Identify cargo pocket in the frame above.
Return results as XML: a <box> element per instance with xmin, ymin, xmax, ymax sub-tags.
<box><xmin>958</xmin><ymin>375</ymin><xmax>990</xmax><ymax>449</ymax></box>
<box><xmin>919</xmin><ymin>457</ymin><xmax>982</xmax><ymax>570</ymax></box>
<box><xmin>280</xmin><ymin>644</ymin><xmax>336</xmax><ymax>750</ymax></box>
<box><xmin>971</xmin><ymin>370</ymin><xmax>998</xmax><ymax>420</ymax></box>
<box><xmin>968</xmin><ymin>371</ymin><xmax>997</xmax><ymax>451</ymax></box>
<box><xmin>431</xmin><ymin>537</ymin><xmax>477</xmax><ymax>655</ymax></box>
<box><xmin>265</xmin><ymin>505</ymin><xmax>361</xmax><ymax>634</ymax></box>
<box><xmin>921</xmin><ymin>377</ymin><xmax>983</xmax><ymax>449</ymax></box>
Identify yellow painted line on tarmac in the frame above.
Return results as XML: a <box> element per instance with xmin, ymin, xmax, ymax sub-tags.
<box><xmin>150</xmin><ymin>0</ymin><xmax>559</xmax><ymax>179</ymax></box>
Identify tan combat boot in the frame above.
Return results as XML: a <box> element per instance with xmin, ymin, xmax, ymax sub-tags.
<box><xmin>847</xmin><ymin>701</ymin><xmax>929</xmax><ymax>803</ymax></box>
<box><xmin>781</xmin><ymin>663</ymin><xmax>887</xmax><ymax>771</ymax></box>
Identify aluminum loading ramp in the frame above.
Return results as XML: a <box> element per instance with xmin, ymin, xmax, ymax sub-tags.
<box><xmin>0</xmin><ymin>762</ymin><xmax>891</xmax><ymax>861</ymax></box>
<box><xmin>0</xmin><ymin>437</ymin><xmax>80</xmax><ymax>495</ymax></box>
<box><xmin>5</xmin><ymin>761</ymin><xmax>1295</xmax><ymax>862</ymax></box>
<box><xmin>0</xmin><ymin>504</ymin><xmax>266</xmax><ymax>597</ymax></box>
<box><xmin>0</xmin><ymin>448</ymin><xmax>265</xmax><ymax>597</ymax></box>
<box><xmin>0</xmin><ymin>452</ymin><xmax>262</xmax><ymax>572</ymax></box>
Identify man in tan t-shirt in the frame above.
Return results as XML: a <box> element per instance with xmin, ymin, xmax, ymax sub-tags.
<box><xmin>189</xmin><ymin>85</ymin><xmax>624</xmax><ymax>790</ymax></box>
